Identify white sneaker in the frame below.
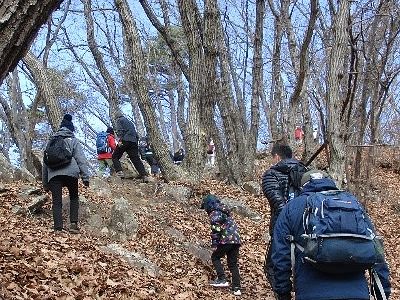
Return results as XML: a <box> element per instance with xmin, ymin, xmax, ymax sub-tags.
<box><xmin>233</xmin><ymin>287</ymin><xmax>241</xmax><ymax>296</ymax></box>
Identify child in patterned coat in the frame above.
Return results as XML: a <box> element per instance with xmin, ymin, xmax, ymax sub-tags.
<box><xmin>201</xmin><ymin>194</ymin><xmax>242</xmax><ymax>296</ymax></box>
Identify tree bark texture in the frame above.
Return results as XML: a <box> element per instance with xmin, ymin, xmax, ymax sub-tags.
<box><xmin>115</xmin><ymin>0</ymin><xmax>184</xmax><ymax>181</ymax></box>
<box><xmin>23</xmin><ymin>51</ymin><xmax>62</xmax><ymax>131</ymax></box>
<box><xmin>176</xmin><ymin>0</ymin><xmax>205</xmax><ymax>179</ymax></box>
<box><xmin>268</xmin><ymin>9</ymin><xmax>284</xmax><ymax>140</ymax></box>
<box><xmin>326</xmin><ymin>0</ymin><xmax>350</xmax><ymax>187</ymax></box>
<box><xmin>248</xmin><ymin>0</ymin><xmax>265</xmax><ymax>173</ymax></box>
<box><xmin>0</xmin><ymin>0</ymin><xmax>62</xmax><ymax>84</ymax></box>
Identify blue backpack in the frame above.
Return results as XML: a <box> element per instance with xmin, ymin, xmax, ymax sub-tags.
<box><xmin>293</xmin><ymin>190</ymin><xmax>385</xmax><ymax>274</ymax></box>
<box><xmin>96</xmin><ymin>131</ymin><xmax>110</xmax><ymax>154</ymax></box>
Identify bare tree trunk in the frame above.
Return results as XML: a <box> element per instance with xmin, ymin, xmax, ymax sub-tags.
<box><xmin>268</xmin><ymin>3</ymin><xmax>284</xmax><ymax>140</ymax></box>
<box><xmin>176</xmin><ymin>0</ymin><xmax>205</xmax><ymax>179</ymax></box>
<box><xmin>284</xmin><ymin>0</ymin><xmax>318</xmax><ymax>148</ymax></box>
<box><xmin>0</xmin><ymin>70</ymin><xmax>41</xmax><ymax>175</ymax></box>
<box><xmin>115</xmin><ymin>0</ymin><xmax>184</xmax><ymax>181</ymax></box>
<box><xmin>139</xmin><ymin>0</ymin><xmax>190</xmax><ymax>81</ymax></box>
<box><xmin>23</xmin><ymin>51</ymin><xmax>62</xmax><ymax>130</ymax></box>
<box><xmin>326</xmin><ymin>0</ymin><xmax>350</xmax><ymax>187</ymax></box>
<box><xmin>247</xmin><ymin>0</ymin><xmax>265</xmax><ymax>171</ymax></box>
<box><xmin>0</xmin><ymin>0</ymin><xmax>62</xmax><ymax>84</ymax></box>
<box><xmin>158</xmin><ymin>0</ymin><xmax>183</xmax><ymax>151</ymax></box>
<box><xmin>82</xmin><ymin>0</ymin><xmax>120</xmax><ymax>120</ymax></box>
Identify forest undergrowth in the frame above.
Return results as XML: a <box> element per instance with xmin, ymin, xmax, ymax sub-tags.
<box><xmin>0</xmin><ymin>156</ymin><xmax>399</xmax><ymax>300</ymax></box>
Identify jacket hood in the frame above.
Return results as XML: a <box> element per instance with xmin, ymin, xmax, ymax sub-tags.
<box><xmin>271</xmin><ymin>158</ymin><xmax>301</xmax><ymax>174</ymax></box>
<box><xmin>301</xmin><ymin>178</ymin><xmax>338</xmax><ymax>194</ymax></box>
<box><xmin>201</xmin><ymin>194</ymin><xmax>231</xmax><ymax>215</ymax></box>
<box><xmin>54</xmin><ymin>127</ymin><xmax>75</xmax><ymax>138</ymax></box>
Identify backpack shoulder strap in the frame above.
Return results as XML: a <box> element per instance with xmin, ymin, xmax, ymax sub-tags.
<box><xmin>287</xmin><ymin>235</ymin><xmax>305</xmax><ymax>275</ymax></box>
<box><xmin>370</xmin><ymin>269</ymin><xmax>387</xmax><ymax>300</ymax></box>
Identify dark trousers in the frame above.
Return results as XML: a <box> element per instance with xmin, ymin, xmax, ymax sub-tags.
<box><xmin>48</xmin><ymin>175</ymin><xmax>79</xmax><ymax>230</ymax></box>
<box><xmin>112</xmin><ymin>141</ymin><xmax>147</xmax><ymax>176</ymax></box>
<box><xmin>211</xmin><ymin>244</ymin><xmax>241</xmax><ymax>288</ymax></box>
<box><xmin>264</xmin><ymin>240</ymin><xmax>277</xmax><ymax>292</ymax></box>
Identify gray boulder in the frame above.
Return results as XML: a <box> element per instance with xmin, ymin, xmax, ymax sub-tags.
<box><xmin>0</xmin><ymin>154</ymin><xmax>35</xmax><ymax>183</ymax></box>
<box><xmin>159</xmin><ymin>184</ymin><xmax>192</xmax><ymax>203</ymax></box>
<box><xmin>101</xmin><ymin>243</ymin><xmax>160</xmax><ymax>277</ymax></box>
<box><xmin>242</xmin><ymin>181</ymin><xmax>261</xmax><ymax>195</ymax></box>
<box><xmin>108</xmin><ymin>198</ymin><xmax>138</xmax><ymax>241</ymax></box>
<box><xmin>221</xmin><ymin>197</ymin><xmax>263</xmax><ymax>222</ymax></box>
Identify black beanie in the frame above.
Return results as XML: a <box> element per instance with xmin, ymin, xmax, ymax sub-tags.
<box><xmin>60</xmin><ymin>114</ymin><xmax>75</xmax><ymax>132</ymax></box>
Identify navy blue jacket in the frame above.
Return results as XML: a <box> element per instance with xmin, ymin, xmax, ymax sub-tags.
<box><xmin>271</xmin><ymin>178</ymin><xmax>391</xmax><ymax>300</ymax></box>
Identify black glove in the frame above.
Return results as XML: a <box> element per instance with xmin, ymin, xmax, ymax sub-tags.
<box><xmin>277</xmin><ymin>293</ymin><xmax>291</xmax><ymax>300</ymax></box>
<box><xmin>83</xmin><ymin>180</ymin><xmax>89</xmax><ymax>187</ymax></box>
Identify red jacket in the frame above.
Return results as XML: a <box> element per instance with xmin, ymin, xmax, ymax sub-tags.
<box><xmin>97</xmin><ymin>134</ymin><xmax>117</xmax><ymax>159</ymax></box>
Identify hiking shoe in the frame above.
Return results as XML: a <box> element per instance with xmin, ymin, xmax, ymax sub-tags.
<box><xmin>69</xmin><ymin>223</ymin><xmax>80</xmax><ymax>234</ymax></box>
<box><xmin>116</xmin><ymin>171</ymin><xmax>124</xmax><ymax>178</ymax></box>
<box><xmin>53</xmin><ymin>228</ymin><xmax>65</xmax><ymax>235</ymax></box>
<box><xmin>210</xmin><ymin>278</ymin><xmax>229</xmax><ymax>288</ymax></box>
<box><xmin>232</xmin><ymin>287</ymin><xmax>241</xmax><ymax>296</ymax></box>
<box><xmin>142</xmin><ymin>176</ymin><xmax>149</xmax><ymax>183</ymax></box>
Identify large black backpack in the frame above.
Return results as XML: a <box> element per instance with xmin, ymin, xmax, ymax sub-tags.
<box><xmin>43</xmin><ymin>136</ymin><xmax>73</xmax><ymax>170</ymax></box>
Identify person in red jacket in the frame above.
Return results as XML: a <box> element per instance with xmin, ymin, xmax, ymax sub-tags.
<box><xmin>97</xmin><ymin>127</ymin><xmax>117</xmax><ymax>178</ymax></box>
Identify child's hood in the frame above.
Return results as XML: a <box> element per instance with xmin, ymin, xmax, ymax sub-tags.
<box><xmin>201</xmin><ymin>194</ymin><xmax>231</xmax><ymax>215</ymax></box>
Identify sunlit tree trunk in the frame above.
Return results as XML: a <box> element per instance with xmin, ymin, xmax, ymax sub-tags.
<box><xmin>176</xmin><ymin>0</ymin><xmax>205</xmax><ymax>179</ymax></box>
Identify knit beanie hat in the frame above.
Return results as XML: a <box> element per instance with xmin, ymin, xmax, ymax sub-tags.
<box><xmin>106</xmin><ymin>126</ymin><xmax>114</xmax><ymax>134</ymax></box>
<box><xmin>60</xmin><ymin>114</ymin><xmax>75</xmax><ymax>132</ymax></box>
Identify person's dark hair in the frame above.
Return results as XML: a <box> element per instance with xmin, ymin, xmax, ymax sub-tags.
<box><xmin>106</xmin><ymin>126</ymin><xmax>114</xmax><ymax>134</ymax></box>
<box><xmin>271</xmin><ymin>143</ymin><xmax>292</xmax><ymax>159</ymax></box>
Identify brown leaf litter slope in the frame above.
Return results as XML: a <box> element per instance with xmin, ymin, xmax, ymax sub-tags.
<box><xmin>0</xmin><ymin>164</ymin><xmax>399</xmax><ymax>299</ymax></box>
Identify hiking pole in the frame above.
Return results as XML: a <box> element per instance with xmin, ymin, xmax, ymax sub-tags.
<box><xmin>304</xmin><ymin>142</ymin><xmax>328</xmax><ymax>167</ymax></box>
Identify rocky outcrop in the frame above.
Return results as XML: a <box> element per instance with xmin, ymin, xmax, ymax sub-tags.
<box><xmin>221</xmin><ymin>197</ymin><xmax>263</xmax><ymax>222</ymax></box>
<box><xmin>159</xmin><ymin>184</ymin><xmax>192</xmax><ymax>203</ymax></box>
<box><xmin>242</xmin><ymin>181</ymin><xmax>261</xmax><ymax>195</ymax></box>
<box><xmin>100</xmin><ymin>243</ymin><xmax>160</xmax><ymax>277</ymax></box>
<box><xmin>0</xmin><ymin>153</ymin><xmax>35</xmax><ymax>183</ymax></box>
<box><xmin>108</xmin><ymin>198</ymin><xmax>138</xmax><ymax>241</ymax></box>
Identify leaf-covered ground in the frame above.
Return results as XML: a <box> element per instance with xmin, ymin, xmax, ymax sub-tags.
<box><xmin>0</xmin><ymin>158</ymin><xmax>399</xmax><ymax>299</ymax></box>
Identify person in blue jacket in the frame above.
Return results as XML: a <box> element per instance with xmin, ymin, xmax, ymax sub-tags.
<box><xmin>271</xmin><ymin>170</ymin><xmax>391</xmax><ymax>300</ymax></box>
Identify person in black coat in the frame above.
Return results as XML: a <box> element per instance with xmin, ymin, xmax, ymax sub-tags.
<box><xmin>261</xmin><ymin>143</ymin><xmax>306</xmax><ymax>294</ymax></box>
<box><xmin>112</xmin><ymin>112</ymin><xmax>149</xmax><ymax>182</ymax></box>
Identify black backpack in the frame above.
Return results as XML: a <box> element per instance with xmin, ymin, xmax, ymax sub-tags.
<box><xmin>43</xmin><ymin>136</ymin><xmax>73</xmax><ymax>170</ymax></box>
<box><xmin>287</xmin><ymin>162</ymin><xmax>309</xmax><ymax>200</ymax></box>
